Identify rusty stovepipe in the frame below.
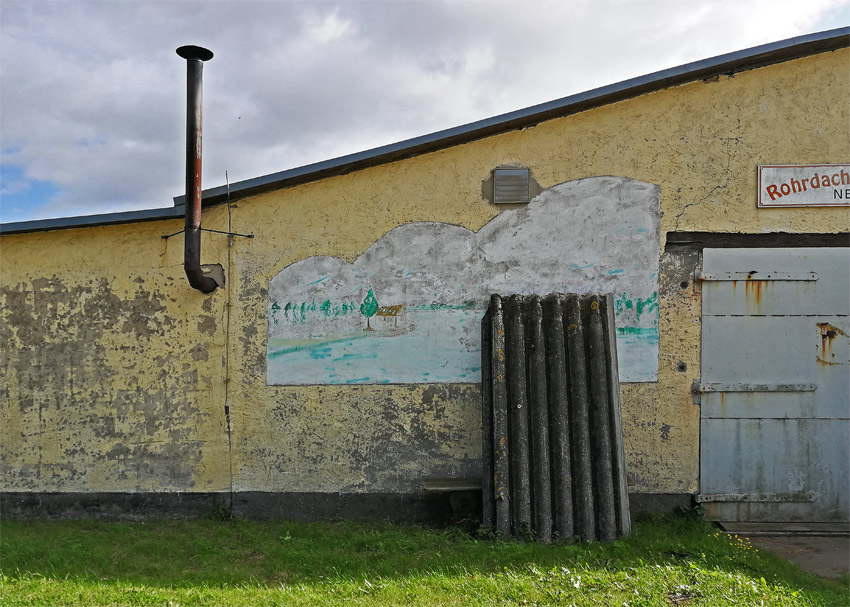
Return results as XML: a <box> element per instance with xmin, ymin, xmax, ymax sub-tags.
<box><xmin>177</xmin><ymin>45</ymin><xmax>218</xmax><ymax>293</ymax></box>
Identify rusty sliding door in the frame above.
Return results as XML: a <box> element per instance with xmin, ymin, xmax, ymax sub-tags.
<box><xmin>697</xmin><ymin>248</ymin><xmax>850</xmax><ymax>522</ymax></box>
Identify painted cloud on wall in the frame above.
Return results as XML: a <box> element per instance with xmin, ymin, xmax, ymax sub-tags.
<box><xmin>267</xmin><ymin>176</ymin><xmax>660</xmax><ymax>385</ymax></box>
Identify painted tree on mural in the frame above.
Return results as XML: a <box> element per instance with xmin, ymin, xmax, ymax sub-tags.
<box><xmin>360</xmin><ymin>287</ymin><xmax>379</xmax><ymax>330</ymax></box>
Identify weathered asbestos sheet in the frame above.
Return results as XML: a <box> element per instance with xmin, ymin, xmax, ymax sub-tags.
<box><xmin>267</xmin><ymin>176</ymin><xmax>660</xmax><ymax>385</ymax></box>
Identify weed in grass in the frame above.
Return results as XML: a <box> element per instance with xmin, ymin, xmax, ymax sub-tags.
<box><xmin>205</xmin><ymin>505</ymin><xmax>234</xmax><ymax>522</ymax></box>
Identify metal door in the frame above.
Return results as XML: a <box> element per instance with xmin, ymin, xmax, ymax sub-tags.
<box><xmin>697</xmin><ymin>248</ymin><xmax>849</xmax><ymax>522</ymax></box>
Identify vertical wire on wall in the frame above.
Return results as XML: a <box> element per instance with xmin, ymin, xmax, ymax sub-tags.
<box><xmin>224</xmin><ymin>171</ymin><xmax>235</xmax><ymax>513</ymax></box>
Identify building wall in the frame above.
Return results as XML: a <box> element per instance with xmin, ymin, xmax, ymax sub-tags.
<box><xmin>0</xmin><ymin>223</ymin><xmax>230</xmax><ymax>493</ymax></box>
<box><xmin>1</xmin><ymin>48</ymin><xmax>848</xmax><ymax>514</ymax></box>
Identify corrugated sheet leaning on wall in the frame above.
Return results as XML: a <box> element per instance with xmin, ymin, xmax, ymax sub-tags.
<box><xmin>481</xmin><ymin>293</ymin><xmax>631</xmax><ymax>542</ymax></box>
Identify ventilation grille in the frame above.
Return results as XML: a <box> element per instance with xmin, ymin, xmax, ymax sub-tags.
<box><xmin>493</xmin><ymin>168</ymin><xmax>530</xmax><ymax>204</ymax></box>
<box><xmin>481</xmin><ymin>293</ymin><xmax>631</xmax><ymax>542</ymax></box>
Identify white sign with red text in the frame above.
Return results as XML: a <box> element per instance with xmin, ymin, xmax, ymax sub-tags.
<box><xmin>758</xmin><ymin>164</ymin><xmax>850</xmax><ymax>208</ymax></box>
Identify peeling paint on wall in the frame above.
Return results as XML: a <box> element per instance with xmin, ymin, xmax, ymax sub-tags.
<box><xmin>267</xmin><ymin>177</ymin><xmax>660</xmax><ymax>385</ymax></box>
<box><xmin>0</xmin><ymin>239</ymin><xmax>231</xmax><ymax>494</ymax></box>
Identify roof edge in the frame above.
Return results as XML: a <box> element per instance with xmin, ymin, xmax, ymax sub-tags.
<box><xmin>0</xmin><ymin>205</ymin><xmax>183</xmax><ymax>235</ymax></box>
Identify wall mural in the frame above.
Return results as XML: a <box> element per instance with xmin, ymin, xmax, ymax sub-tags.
<box><xmin>267</xmin><ymin>176</ymin><xmax>660</xmax><ymax>385</ymax></box>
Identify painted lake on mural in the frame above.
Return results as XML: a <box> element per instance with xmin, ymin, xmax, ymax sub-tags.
<box><xmin>268</xmin><ymin>308</ymin><xmax>481</xmax><ymax>384</ymax></box>
<box><xmin>267</xmin><ymin>306</ymin><xmax>658</xmax><ymax>384</ymax></box>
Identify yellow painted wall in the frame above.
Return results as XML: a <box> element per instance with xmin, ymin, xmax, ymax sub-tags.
<box><xmin>2</xmin><ymin>48</ymin><xmax>848</xmax><ymax>499</ymax></box>
<box><xmin>0</xmin><ymin>223</ymin><xmax>231</xmax><ymax>491</ymax></box>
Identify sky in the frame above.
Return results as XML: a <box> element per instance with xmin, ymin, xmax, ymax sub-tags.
<box><xmin>0</xmin><ymin>0</ymin><xmax>848</xmax><ymax>224</ymax></box>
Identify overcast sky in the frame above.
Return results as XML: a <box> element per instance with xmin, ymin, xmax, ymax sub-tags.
<box><xmin>1</xmin><ymin>0</ymin><xmax>847</xmax><ymax>223</ymax></box>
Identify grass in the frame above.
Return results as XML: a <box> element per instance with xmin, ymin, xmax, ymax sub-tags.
<box><xmin>0</xmin><ymin>512</ymin><xmax>847</xmax><ymax>606</ymax></box>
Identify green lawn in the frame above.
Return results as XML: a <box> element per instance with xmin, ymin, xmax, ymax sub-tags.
<box><xmin>1</xmin><ymin>513</ymin><xmax>846</xmax><ymax>606</ymax></box>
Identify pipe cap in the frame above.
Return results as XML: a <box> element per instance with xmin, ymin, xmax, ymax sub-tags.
<box><xmin>176</xmin><ymin>45</ymin><xmax>214</xmax><ymax>61</ymax></box>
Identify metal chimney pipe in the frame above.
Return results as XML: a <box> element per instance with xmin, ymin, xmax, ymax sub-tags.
<box><xmin>177</xmin><ymin>45</ymin><xmax>218</xmax><ymax>293</ymax></box>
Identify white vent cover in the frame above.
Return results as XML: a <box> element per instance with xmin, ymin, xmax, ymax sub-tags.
<box><xmin>493</xmin><ymin>168</ymin><xmax>530</xmax><ymax>204</ymax></box>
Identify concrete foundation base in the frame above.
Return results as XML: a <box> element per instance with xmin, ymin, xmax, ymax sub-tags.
<box><xmin>2</xmin><ymin>491</ymin><xmax>694</xmax><ymax>524</ymax></box>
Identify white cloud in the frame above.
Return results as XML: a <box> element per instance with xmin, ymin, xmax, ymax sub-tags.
<box><xmin>307</xmin><ymin>9</ymin><xmax>355</xmax><ymax>44</ymax></box>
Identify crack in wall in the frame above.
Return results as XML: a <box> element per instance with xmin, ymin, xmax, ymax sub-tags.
<box><xmin>674</xmin><ymin>138</ymin><xmax>738</xmax><ymax>232</ymax></box>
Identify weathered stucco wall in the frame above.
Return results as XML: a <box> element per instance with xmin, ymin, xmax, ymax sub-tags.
<box><xmin>1</xmin><ymin>223</ymin><xmax>231</xmax><ymax>492</ymax></box>
<box><xmin>2</xmin><ymin>48</ymin><xmax>848</xmax><ymax>508</ymax></box>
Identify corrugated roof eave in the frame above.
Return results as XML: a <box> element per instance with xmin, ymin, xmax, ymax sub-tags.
<box><xmin>0</xmin><ymin>206</ymin><xmax>184</xmax><ymax>235</ymax></box>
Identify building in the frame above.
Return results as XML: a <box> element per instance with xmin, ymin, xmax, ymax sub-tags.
<box><xmin>1</xmin><ymin>28</ymin><xmax>848</xmax><ymax>523</ymax></box>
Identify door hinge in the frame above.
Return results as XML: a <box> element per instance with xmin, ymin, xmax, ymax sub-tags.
<box><xmin>693</xmin><ymin>382</ymin><xmax>817</xmax><ymax>394</ymax></box>
<box><xmin>695</xmin><ymin>271</ymin><xmax>818</xmax><ymax>282</ymax></box>
<box><xmin>696</xmin><ymin>492</ymin><xmax>815</xmax><ymax>503</ymax></box>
